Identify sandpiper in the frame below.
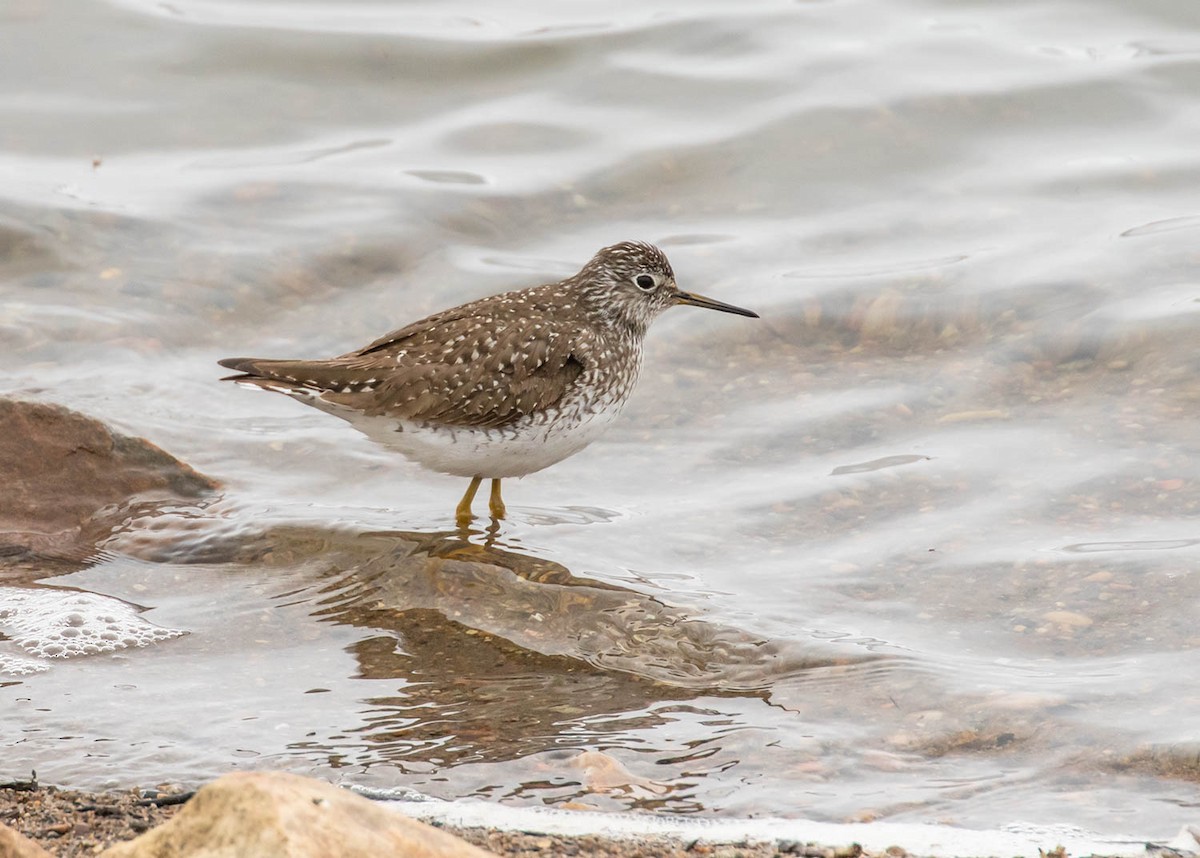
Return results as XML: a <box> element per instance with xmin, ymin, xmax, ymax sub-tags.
<box><xmin>219</xmin><ymin>241</ymin><xmax>757</xmax><ymax>523</ymax></box>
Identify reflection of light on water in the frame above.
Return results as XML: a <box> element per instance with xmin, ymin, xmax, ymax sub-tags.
<box><xmin>831</xmin><ymin>454</ymin><xmax>930</xmax><ymax>475</ymax></box>
<box><xmin>509</xmin><ymin>505</ymin><xmax>626</xmax><ymax>527</ymax></box>
<box><xmin>657</xmin><ymin>234</ymin><xmax>735</xmax><ymax>246</ymax></box>
<box><xmin>405</xmin><ymin>169</ymin><xmax>488</xmax><ymax>185</ymax></box>
<box><xmin>1059</xmin><ymin>539</ymin><xmax>1200</xmax><ymax>553</ymax></box>
<box><xmin>783</xmin><ymin>252</ymin><xmax>976</xmax><ymax>279</ymax></box>
<box><xmin>1120</xmin><ymin>213</ymin><xmax>1200</xmax><ymax>238</ymax></box>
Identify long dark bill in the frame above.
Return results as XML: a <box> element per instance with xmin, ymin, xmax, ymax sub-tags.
<box><xmin>675</xmin><ymin>290</ymin><xmax>759</xmax><ymax>318</ymax></box>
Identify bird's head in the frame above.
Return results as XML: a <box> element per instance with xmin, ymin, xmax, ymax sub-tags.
<box><xmin>576</xmin><ymin>241</ymin><xmax>758</xmax><ymax>333</ymax></box>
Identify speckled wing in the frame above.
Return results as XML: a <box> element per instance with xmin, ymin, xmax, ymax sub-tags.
<box><xmin>219</xmin><ymin>287</ymin><xmax>587</xmax><ymax>430</ymax></box>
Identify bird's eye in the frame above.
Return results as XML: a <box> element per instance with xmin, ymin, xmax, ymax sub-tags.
<box><xmin>634</xmin><ymin>274</ymin><xmax>656</xmax><ymax>291</ymax></box>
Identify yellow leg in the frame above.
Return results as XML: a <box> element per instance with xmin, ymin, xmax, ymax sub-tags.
<box><xmin>488</xmin><ymin>478</ymin><xmax>506</xmax><ymax>519</ymax></box>
<box><xmin>455</xmin><ymin>476</ymin><xmax>482</xmax><ymax>525</ymax></box>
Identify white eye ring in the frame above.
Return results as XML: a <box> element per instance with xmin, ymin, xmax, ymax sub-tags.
<box><xmin>634</xmin><ymin>273</ymin><xmax>657</xmax><ymax>291</ymax></box>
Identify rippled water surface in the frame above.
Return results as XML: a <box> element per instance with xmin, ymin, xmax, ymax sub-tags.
<box><xmin>3</xmin><ymin>0</ymin><xmax>1200</xmax><ymax>839</ymax></box>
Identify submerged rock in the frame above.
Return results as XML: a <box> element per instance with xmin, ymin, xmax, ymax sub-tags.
<box><xmin>100</xmin><ymin>771</ymin><xmax>497</xmax><ymax>858</ymax></box>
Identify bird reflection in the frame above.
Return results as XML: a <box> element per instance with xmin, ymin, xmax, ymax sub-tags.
<box><xmin>92</xmin><ymin>514</ymin><xmax>880</xmax><ymax>782</ymax></box>
<box><xmin>213</xmin><ymin>524</ymin><xmax>865</xmax><ymax>769</ymax></box>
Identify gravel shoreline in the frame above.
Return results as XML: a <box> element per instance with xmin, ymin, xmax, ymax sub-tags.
<box><xmin>0</xmin><ymin>779</ymin><xmax>865</xmax><ymax>858</ymax></box>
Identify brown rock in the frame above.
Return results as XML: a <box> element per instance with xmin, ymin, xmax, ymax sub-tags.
<box><xmin>0</xmin><ymin>398</ymin><xmax>217</xmax><ymax>572</ymax></box>
<box><xmin>99</xmin><ymin>771</ymin><xmax>498</xmax><ymax>858</ymax></box>
<box><xmin>0</xmin><ymin>821</ymin><xmax>54</xmax><ymax>858</ymax></box>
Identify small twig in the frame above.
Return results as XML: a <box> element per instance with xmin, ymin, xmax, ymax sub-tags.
<box><xmin>74</xmin><ymin>803</ymin><xmax>122</xmax><ymax>815</ymax></box>
<box><xmin>136</xmin><ymin>790</ymin><xmax>196</xmax><ymax>808</ymax></box>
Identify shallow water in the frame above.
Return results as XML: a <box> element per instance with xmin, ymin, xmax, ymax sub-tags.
<box><xmin>3</xmin><ymin>0</ymin><xmax>1200</xmax><ymax>839</ymax></box>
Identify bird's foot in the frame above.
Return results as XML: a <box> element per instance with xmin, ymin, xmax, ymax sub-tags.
<box><xmin>488</xmin><ymin>478</ymin><xmax>507</xmax><ymax>520</ymax></box>
<box><xmin>455</xmin><ymin>476</ymin><xmax>483</xmax><ymax>526</ymax></box>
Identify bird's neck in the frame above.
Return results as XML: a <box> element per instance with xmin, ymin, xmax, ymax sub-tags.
<box><xmin>577</xmin><ymin>286</ymin><xmax>652</xmax><ymax>341</ymax></box>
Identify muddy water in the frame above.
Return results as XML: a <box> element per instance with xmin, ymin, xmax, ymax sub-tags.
<box><xmin>3</xmin><ymin>0</ymin><xmax>1200</xmax><ymax>839</ymax></box>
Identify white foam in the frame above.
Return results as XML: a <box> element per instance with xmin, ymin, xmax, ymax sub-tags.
<box><xmin>356</xmin><ymin>788</ymin><xmax>1164</xmax><ymax>858</ymax></box>
<box><xmin>0</xmin><ymin>651</ymin><xmax>49</xmax><ymax>675</ymax></box>
<box><xmin>0</xmin><ymin>586</ymin><xmax>185</xmax><ymax>670</ymax></box>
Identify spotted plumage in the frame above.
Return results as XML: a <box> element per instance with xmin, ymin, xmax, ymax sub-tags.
<box><xmin>219</xmin><ymin>241</ymin><xmax>757</xmax><ymax>523</ymax></box>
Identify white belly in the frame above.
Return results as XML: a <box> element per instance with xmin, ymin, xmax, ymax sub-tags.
<box><xmin>316</xmin><ymin>397</ymin><xmax>625</xmax><ymax>479</ymax></box>
<box><xmin>257</xmin><ymin>348</ymin><xmax>640</xmax><ymax>480</ymax></box>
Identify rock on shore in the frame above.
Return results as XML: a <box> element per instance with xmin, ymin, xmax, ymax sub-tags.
<box><xmin>98</xmin><ymin>771</ymin><xmax>497</xmax><ymax>858</ymax></box>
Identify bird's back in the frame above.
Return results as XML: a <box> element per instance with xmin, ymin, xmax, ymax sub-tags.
<box><xmin>218</xmin><ymin>279</ymin><xmax>638</xmax><ymax>431</ymax></box>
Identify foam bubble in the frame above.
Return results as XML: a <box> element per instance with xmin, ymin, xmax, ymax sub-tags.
<box><xmin>0</xmin><ymin>651</ymin><xmax>49</xmax><ymax>675</ymax></box>
<box><xmin>0</xmin><ymin>586</ymin><xmax>185</xmax><ymax>670</ymax></box>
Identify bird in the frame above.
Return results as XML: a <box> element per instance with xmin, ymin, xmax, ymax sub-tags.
<box><xmin>219</xmin><ymin>241</ymin><xmax>758</xmax><ymax>524</ymax></box>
